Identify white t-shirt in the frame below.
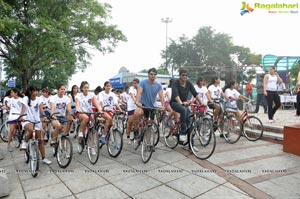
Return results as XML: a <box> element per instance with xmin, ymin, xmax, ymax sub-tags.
<box><xmin>165</xmin><ymin>88</ymin><xmax>172</xmax><ymax>101</ymax></box>
<box><xmin>124</xmin><ymin>86</ymin><xmax>137</xmax><ymax>111</ymax></box>
<box><xmin>98</xmin><ymin>91</ymin><xmax>119</xmax><ymax>109</ymax></box>
<box><xmin>3</xmin><ymin>96</ymin><xmax>10</xmax><ymax>114</ymax></box>
<box><xmin>77</xmin><ymin>92</ymin><xmax>94</xmax><ymax>113</ymax></box>
<box><xmin>50</xmin><ymin>94</ymin><xmax>71</xmax><ymax>116</ymax></box>
<box><xmin>225</xmin><ymin>88</ymin><xmax>240</xmax><ymax>108</ymax></box>
<box><xmin>22</xmin><ymin>96</ymin><xmax>41</xmax><ymax>122</ymax></box>
<box><xmin>7</xmin><ymin>97</ymin><xmax>24</xmax><ymax>121</ymax></box>
<box><xmin>194</xmin><ymin>85</ymin><xmax>208</xmax><ymax>105</ymax></box>
<box><xmin>208</xmin><ymin>85</ymin><xmax>222</xmax><ymax>99</ymax></box>
<box><xmin>40</xmin><ymin>95</ymin><xmax>51</xmax><ymax>113</ymax></box>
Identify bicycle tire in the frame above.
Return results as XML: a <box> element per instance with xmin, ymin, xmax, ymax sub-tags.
<box><xmin>24</xmin><ymin>149</ymin><xmax>29</xmax><ymax>163</ymax></box>
<box><xmin>107</xmin><ymin>128</ymin><xmax>123</xmax><ymax>158</ymax></box>
<box><xmin>162</xmin><ymin>120</ymin><xmax>179</xmax><ymax>149</ymax></box>
<box><xmin>57</xmin><ymin>136</ymin><xmax>73</xmax><ymax>168</ymax></box>
<box><xmin>97</xmin><ymin>125</ymin><xmax>105</xmax><ymax>149</ymax></box>
<box><xmin>242</xmin><ymin>116</ymin><xmax>263</xmax><ymax>141</ymax></box>
<box><xmin>30</xmin><ymin>143</ymin><xmax>39</xmax><ymax>177</ymax></box>
<box><xmin>190</xmin><ymin>118</ymin><xmax>216</xmax><ymax>160</ymax></box>
<box><xmin>0</xmin><ymin>123</ymin><xmax>8</xmax><ymax>142</ymax></box>
<box><xmin>141</xmin><ymin>127</ymin><xmax>154</xmax><ymax>163</ymax></box>
<box><xmin>151</xmin><ymin>123</ymin><xmax>160</xmax><ymax>146</ymax></box>
<box><xmin>12</xmin><ymin>132</ymin><xmax>21</xmax><ymax>148</ymax></box>
<box><xmin>222</xmin><ymin>114</ymin><xmax>242</xmax><ymax>144</ymax></box>
<box><xmin>87</xmin><ymin>130</ymin><xmax>100</xmax><ymax>164</ymax></box>
<box><xmin>77</xmin><ymin>137</ymin><xmax>84</xmax><ymax>154</ymax></box>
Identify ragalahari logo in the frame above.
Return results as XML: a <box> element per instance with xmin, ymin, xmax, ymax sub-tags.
<box><xmin>240</xmin><ymin>2</ymin><xmax>254</xmax><ymax>15</ymax></box>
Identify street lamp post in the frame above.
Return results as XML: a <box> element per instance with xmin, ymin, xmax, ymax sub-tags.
<box><xmin>161</xmin><ymin>17</ymin><xmax>172</xmax><ymax>78</ymax></box>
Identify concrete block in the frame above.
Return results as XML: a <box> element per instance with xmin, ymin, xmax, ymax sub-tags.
<box><xmin>0</xmin><ymin>169</ymin><xmax>9</xmax><ymax>197</ymax></box>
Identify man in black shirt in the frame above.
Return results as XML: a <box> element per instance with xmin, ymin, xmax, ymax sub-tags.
<box><xmin>170</xmin><ymin>69</ymin><xmax>203</xmax><ymax>142</ymax></box>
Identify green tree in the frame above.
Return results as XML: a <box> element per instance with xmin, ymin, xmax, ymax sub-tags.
<box><xmin>0</xmin><ymin>0</ymin><xmax>126</xmax><ymax>91</ymax></box>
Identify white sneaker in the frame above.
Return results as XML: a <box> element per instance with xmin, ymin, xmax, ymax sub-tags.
<box><xmin>7</xmin><ymin>144</ymin><xmax>13</xmax><ymax>152</ymax></box>
<box><xmin>78</xmin><ymin>132</ymin><xmax>84</xmax><ymax>138</ymax></box>
<box><xmin>269</xmin><ymin>119</ymin><xmax>274</xmax><ymax>123</ymax></box>
<box><xmin>192</xmin><ymin>146</ymin><xmax>199</xmax><ymax>152</ymax></box>
<box><xmin>179</xmin><ymin>134</ymin><xmax>187</xmax><ymax>142</ymax></box>
<box><xmin>42</xmin><ymin>158</ymin><xmax>52</xmax><ymax>165</ymax></box>
<box><xmin>90</xmin><ymin>147</ymin><xmax>96</xmax><ymax>155</ymax></box>
<box><xmin>20</xmin><ymin>141</ymin><xmax>28</xmax><ymax>151</ymax></box>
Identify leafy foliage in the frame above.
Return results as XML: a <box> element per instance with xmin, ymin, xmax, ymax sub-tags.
<box><xmin>0</xmin><ymin>0</ymin><xmax>126</xmax><ymax>91</ymax></box>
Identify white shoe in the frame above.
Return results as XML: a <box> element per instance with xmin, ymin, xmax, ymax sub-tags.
<box><xmin>20</xmin><ymin>141</ymin><xmax>28</xmax><ymax>151</ymax></box>
<box><xmin>179</xmin><ymin>134</ymin><xmax>187</xmax><ymax>142</ymax></box>
<box><xmin>7</xmin><ymin>144</ymin><xmax>13</xmax><ymax>152</ymax></box>
<box><xmin>78</xmin><ymin>132</ymin><xmax>84</xmax><ymax>138</ymax></box>
<box><xmin>90</xmin><ymin>147</ymin><xmax>96</xmax><ymax>155</ymax></box>
<box><xmin>42</xmin><ymin>158</ymin><xmax>52</xmax><ymax>165</ymax></box>
<box><xmin>269</xmin><ymin>119</ymin><xmax>274</xmax><ymax>123</ymax></box>
<box><xmin>192</xmin><ymin>146</ymin><xmax>199</xmax><ymax>152</ymax></box>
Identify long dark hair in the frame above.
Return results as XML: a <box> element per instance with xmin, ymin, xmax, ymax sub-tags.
<box><xmin>207</xmin><ymin>76</ymin><xmax>219</xmax><ymax>88</ymax></box>
<box><xmin>25</xmin><ymin>85</ymin><xmax>38</xmax><ymax>106</ymax></box>
<box><xmin>11</xmin><ymin>88</ymin><xmax>23</xmax><ymax>98</ymax></box>
<box><xmin>223</xmin><ymin>80</ymin><xmax>236</xmax><ymax>92</ymax></box>
<box><xmin>70</xmin><ymin>85</ymin><xmax>78</xmax><ymax>102</ymax></box>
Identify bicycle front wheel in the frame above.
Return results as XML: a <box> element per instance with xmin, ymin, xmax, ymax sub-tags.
<box><xmin>0</xmin><ymin>123</ymin><xmax>8</xmax><ymax>142</ymax></box>
<box><xmin>190</xmin><ymin>118</ymin><xmax>216</xmax><ymax>160</ymax></box>
<box><xmin>29</xmin><ymin>143</ymin><xmax>39</xmax><ymax>177</ymax></box>
<box><xmin>243</xmin><ymin>116</ymin><xmax>263</xmax><ymax>141</ymax></box>
<box><xmin>162</xmin><ymin>120</ymin><xmax>178</xmax><ymax>149</ymax></box>
<box><xmin>12</xmin><ymin>132</ymin><xmax>21</xmax><ymax>148</ymax></box>
<box><xmin>57</xmin><ymin>136</ymin><xmax>73</xmax><ymax>168</ymax></box>
<box><xmin>141</xmin><ymin>127</ymin><xmax>154</xmax><ymax>163</ymax></box>
<box><xmin>222</xmin><ymin>114</ymin><xmax>242</xmax><ymax>144</ymax></box>
<box><xmin>107</xmin><ymin>128</ymin><xmax>123</xmax><ymax>158</ymax></box>
<box><xmin>87</xmin><ymin>130</ymin><xmax>100</xmax><ymax>164</ymax></box>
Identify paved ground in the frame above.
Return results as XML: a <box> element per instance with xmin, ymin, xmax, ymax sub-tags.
<box><xmin>0</xmin><ymin>108</ymin><xmax>299</xmax><ymax>199</ymax></box>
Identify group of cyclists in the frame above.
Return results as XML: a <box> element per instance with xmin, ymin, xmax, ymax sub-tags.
<box><xmin>1</xmin><ymin>67</ymin><xmax>253</xmax><ymax>169</ymax></box>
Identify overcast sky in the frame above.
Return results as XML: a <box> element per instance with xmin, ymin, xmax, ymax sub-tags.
<box><xmin>68</xmin><ymin>0</ymin><xmax>300</xmax><ymax>89</ymax></box>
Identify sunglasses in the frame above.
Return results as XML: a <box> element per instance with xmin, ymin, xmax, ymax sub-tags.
<box><xmin>149</xmin><ymin>73</ymin><xmax>157</xmax><ymax>76</ymax></box>
<box><xmin>181</xmin><ymin>74</ymin><xmax>188</xmax><ymax>77</ymax></box>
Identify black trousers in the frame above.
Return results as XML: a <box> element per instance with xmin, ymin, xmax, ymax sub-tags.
<box><xmin>266</xmin><ymin>91</ymin><xmax>281</xmax><ymax>120</ymax></box>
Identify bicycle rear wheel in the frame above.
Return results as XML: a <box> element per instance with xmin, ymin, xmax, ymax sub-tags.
<box><xmin>243</xmin><ymin>116</ymin><xmax>263</xmax><ymax>141</ymax></box>
<box><xmin>190</xmin><ymin>118</ymin><xmax>216</xmax><ymax>160</ymax></box>
<box><xmin>222</xmin><ymin>114</ymin><xmax>242</xmax><ymax>144</ymax></box>
<box><xmin>141</xmin><ymin>127</ymin><xmax>154</xmax><ymax>163</ymax></box>
<box><xmin>107</xmin><ymin>128</ymin><xmax>123</xmax><ymax>158</ymax></box>
<box><xmin>29</xmin><ymin>143</ymin><xmax>39</xmax><ymax>177</ymax></box>
<box><xmin>162</xmin><ymin>120</ymin><xmax>178</xmax><ymax>149</ymax></box>
<box><xmin>87</xmin><ymin>130</ymin><xmax>100</xmax><ymax>164</ymax></box>
<box><xmin>0</xmin><ymin>123</ymin><xmax>8</xmax><ymax>142</ymax></box>
<box><xmin>57</xmin><ymin>136</ymin><xmax>73</xmax><ymax>168</ymax></box>
<box><xmin>12</xmin><ymin>131</ymin><xmax>21</xmax><ymax>148</ymax></box>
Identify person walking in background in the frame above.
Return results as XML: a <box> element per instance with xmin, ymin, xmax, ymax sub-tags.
<box><xmin>293</xmin><ymin>84</ymin><xmax>300</xmax><ymax>116</ymax></box>
<box><xmin>264</xmin><ymin>66</ymin><xmax>283</xmax><ymax>123</ymax></box>
<box><xmin>277</xmin><ymin>81</ymin><xmax>286</xmax><ymax>94</ymax></box>
<box><xmin>255</xmin><ymin>74</ymin><xmax>268</xmax><ymax>113</ymax></box>
<box><xmin>245</xmin><ymin>81</ymin><xmax>253</xmax><ymax>99</ymax></box>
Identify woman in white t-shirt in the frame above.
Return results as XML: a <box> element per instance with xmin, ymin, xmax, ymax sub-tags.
<box><xmin>98</xmin><ymin>81</ymin><xmax>124</xmax><ymax>144</ymax></box>
<box><xmin>20</xmin><ymin>86</ymin><xmax>51</xmax><ymax>165</ymax></box>
<box><xmin>76</xmin><ymin>81</ymin><xmax>101</xmax><ymax>140</ymax></box>
<box><xmin>6</xmin><ymin>88</ymin><xmax>26</xmax><ymax>152</ymax></box>
<box><xmin>206</xmin><ymin>76</ymin><xmax>226</xmax><ymax>130</ymax></box>
<box><xmin>223</xmin><ymin>80</ymin><xmax>248</xmax><ymax>120</ymax></box>
<box><xmin>263</xmin><ymin>66</ymin><xmax>283</xmax><ymax>123</ymax></box>
<box><xmin>49</xmin><ymin>84</ymin><xmax>72</xmax><ymax>145</ymax></box>
<box><xmin>164</xmin><ymin>79</ymin><xmax>178</xmax><ymax>125</ymax></box>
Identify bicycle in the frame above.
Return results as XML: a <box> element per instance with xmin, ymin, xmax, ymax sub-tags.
<box><xmin>10</xmin><ymin>113</ymin><xmax>27</xmax><ymax>148</ymax></box>
<box><xmin>76</xmin><ymin>112</ymin><xmax>100</xmax><ymax>164</ymax></box>
<box><xmin>43</xmin><ymin>113</ymin><xmax>73</xmax><ymax>168</ymax></box>
<box><xmin>23</xmin><ymin>120</ymin><xmax>41</xmax><ymax>177</ymax></box>
<box><xmin>97</xmin><ymin>109</ymin><xmax>123</xmax><ymax>158</ymax></box>
<box><xmin>208</xmin><ymin>99</ymin><xmax>242</xmax><ymax>144</ymax></box>
<box><xmin>162</xmin><ymin>103</ymin><xmax>216</xmax><ymax>160</ymax></box>
<box><xmin>133</xmin><ymin>107</ymin><xmax>161</xmax><ymax>163</ymax></box>
<box><xmin>240</xmin><ymin>100</ymin><xmax>264</xmax><ymax>141</ymax></box>
<box><xmin>0</xmin><ymin>111</ymin><xmax>9</xmax><ymax>142</ymax></box>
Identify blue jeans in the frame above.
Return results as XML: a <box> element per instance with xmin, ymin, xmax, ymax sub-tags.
<box><xmin>170</xmin><ymin>102</ymin><xmax>191</xmax><ymax>134</ymax></box>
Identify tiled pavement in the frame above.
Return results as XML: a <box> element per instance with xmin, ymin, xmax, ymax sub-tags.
<box><xmin>0</xmin><ymin>109</ymin><xmax>299</xmax><ymax>199</ymax></box>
